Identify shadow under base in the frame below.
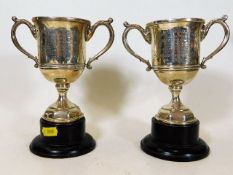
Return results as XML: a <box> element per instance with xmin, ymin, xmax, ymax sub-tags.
<box><xmin>141</xmin><ymin>118</ymin><xmax>209</xmax><ymax>162</ymax></box>
<box><xmin>30</xmin><ymin>117</ymin><xmax>96</xmax><ymax>158</ymax></box>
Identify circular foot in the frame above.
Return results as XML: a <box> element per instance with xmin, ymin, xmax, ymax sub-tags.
<box><xmin>30</xmin><ymin>133</ymin><xmax>96</xmax><ymax>158</ymax></box>
<box><xmin>141</xmin><ymin>134</ymin><xmax>209</xmax><ymax>162</ymax></box>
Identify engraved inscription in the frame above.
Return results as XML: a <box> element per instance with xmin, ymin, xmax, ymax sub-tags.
<box><xmin>159</xmin><ymin>27</ymin><xmax>198</xmax><ymax>65</ymax></box>
<box><xmin>41</xmin><ymin>27</ymin><xmax>80</xmax><ymax>65</ymax></box>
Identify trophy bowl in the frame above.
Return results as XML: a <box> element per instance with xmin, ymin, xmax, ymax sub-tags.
<box><xmin>123</xmin><ymin>15</ymin><xmax>230</xmax><ymax>161</ymax></box>
<box><xmin>11</xmin><ymin>16</ymin><xmax>114</xmax><ymax>158</ymax></box>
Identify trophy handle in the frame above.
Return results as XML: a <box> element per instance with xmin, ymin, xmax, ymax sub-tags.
<box><xmin>122</xmin><ymin>22</ymin><xmax>152</xmax><ymax>71</ymax></box>
<box><xmin>200</xmin><ymin>15</ymin><xmax>230</xmax><ymax>69</ymax></box>
<box><xmin>85</xmin><ymin>18</ymin><xmax>114</xmax><ymax>69</ymax></box>
<box><xmin>11</xmin><ymin>16</ymin><xmax>39</xmax><ymax>68</ymax></box>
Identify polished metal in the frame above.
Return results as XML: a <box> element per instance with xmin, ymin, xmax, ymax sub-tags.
<box><xmin>12</xmin><ymin>16</ymin><xmax>114</xmax><ymax>123</ymax></box>
<box><xmin>123</xmin><ymin>22</ymin><xmax>152</xmax><ymax>71</ymax></box>
<box><xmin>123</xmin><ymin>15</ymin><xmax>230</xmax><ymax>125</ymax></box>
<box><xmin>200</xmin><ymin>15</ymin><xmax>230</xmax><ymax>69</ymax></box>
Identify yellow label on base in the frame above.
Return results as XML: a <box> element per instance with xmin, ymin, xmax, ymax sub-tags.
<box><xmin>42</xmin><ymin>127</ymin><xmax>58</xmax><ymax>137</ymax></box>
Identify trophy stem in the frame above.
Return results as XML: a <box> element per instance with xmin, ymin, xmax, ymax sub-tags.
<box><xmin>156</xmin><ymin>79</ymin><xmax>197</xmax><ymax>125</ymax></box>
<box><xmin>169</xmin><ymin>80</ymin><xmax>184</xmax><ymax>110</ymax></box>
<box><xmin>55</xmin><ymin>81</ymin><xmax>70</xmax><ymax>108</ymax></box>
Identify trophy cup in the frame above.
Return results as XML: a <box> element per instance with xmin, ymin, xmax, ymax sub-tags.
<box><xmin>11</xmin><ymin>16</ymin><xmax>114</xmax><ymax>158</ymax></box>
<box><xmin>123</xmin><ymin>16</ymin><xmax>230</xmax><ymax>161</ymax></box>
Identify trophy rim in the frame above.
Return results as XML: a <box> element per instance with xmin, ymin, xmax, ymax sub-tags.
<box><xmin>32</xmin><ymin>16</ymin><xmax>91</xmax><ymax>24</ymax></box>
<box><xmin>147</xmin><ymin>18</ymin><xmax>205</xmax><ymax>27</ymax></box>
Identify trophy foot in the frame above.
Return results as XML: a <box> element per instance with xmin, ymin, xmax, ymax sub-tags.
<box><xmin>140</xmin><ymin>118</ymin><xmax>209</xmax><ymax>162</ymax></box>
<box><xmin>156</xmin><ymin>104</ymin><xmax>197</xmax><ymax>125</ymax></box>
<box><xmin>43</xmin><ymin>102</ymin><xmax>84</xmax><ymax>123</ymax></box>
<box><xmin>29</xmin><ymin>117</ymin><xmax>96</xmax><ymax>158</ymax></box>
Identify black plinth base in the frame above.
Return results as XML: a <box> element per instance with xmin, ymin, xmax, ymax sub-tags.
<box><xmin>141</xmin><ymin>118</ymin><xmax>209</xmax><ymax>162</ymax></box>
<box><xmin>30</xmin><ymin>117</ymin><xmax>96</xmax><ymax>158</ymax></box>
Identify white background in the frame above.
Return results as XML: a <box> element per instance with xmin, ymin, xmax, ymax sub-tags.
<box><xmin>0</xmin><ymin>0</ymin><xmax>233</xmax><ymax>174</ymax></box>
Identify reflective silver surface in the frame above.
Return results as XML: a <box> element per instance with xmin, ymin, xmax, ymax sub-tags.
<box><xmin>11</xmin><ymin>16</ymin><xmax>115</xmax><ymax>123</ymax></box>
<box><xmin>123</xmin><ymin>15</ymin><xmax>230</xmax><ymax>125</ymax></box>
<box><xmin>157</xmin><ymin>27</ymin><xmax>199</xmax><ymax>66</ymax></box>
<box><xmin>39</xmin><ymin>27</ymin><xmax>84</xmax><ymax>69</ymax></box>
